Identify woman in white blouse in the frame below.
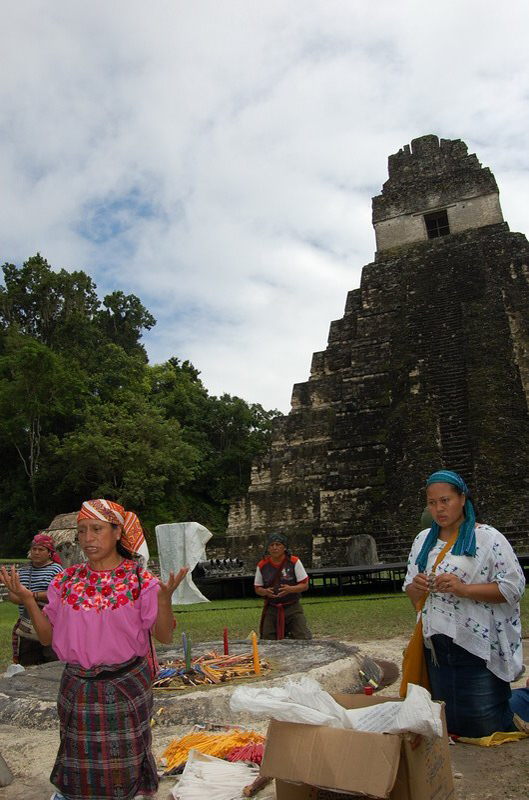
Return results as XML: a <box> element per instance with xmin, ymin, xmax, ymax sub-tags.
<box><xmin>403</xmin><ymin>470</ymin><xmax>527</xmax><ymax>737</ymax></box>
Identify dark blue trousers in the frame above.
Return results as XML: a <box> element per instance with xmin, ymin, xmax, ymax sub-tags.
<box><xmin>425</xmin><ymin>634</ymin><xmax>517</xmax><ymax>737</ymax></box>
<box><xmin>510</xmin><ymin>687</ymin><xmax>529</xmax><ymax>722</ymax></box>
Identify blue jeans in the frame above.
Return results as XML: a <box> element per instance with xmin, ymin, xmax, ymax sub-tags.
<box><xmin>425</xmin><ymin>634</ymin><xmax>516</xmax><ymax>737</ymax></box>
<box><xmin>510</xmin><ymin>688</ymin><xmax>529</xmax><ymax>722</ymax></box>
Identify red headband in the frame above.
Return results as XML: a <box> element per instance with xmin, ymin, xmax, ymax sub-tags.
<box><xmin>32</xmin><ymin>534</ymin><xmax>62</xmax><ymax>565</ymax></box>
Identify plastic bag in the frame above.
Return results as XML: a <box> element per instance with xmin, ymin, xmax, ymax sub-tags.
<box><xmin>230</xmin><ymin>676</ymin><xmax>351</xmax><ymax>728</ymax></box>
<box><xmin>230</xmin><ymin>678</ymin><xmax>443</xmax><ymax>738</ymax></box>
<box><xmin>3</xmin><ymin>664</ymin><xmax>25</xmax><ymax>678</ymax></box>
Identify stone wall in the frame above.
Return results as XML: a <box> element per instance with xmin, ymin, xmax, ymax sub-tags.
<box><xmin>374</xmin><ymin>192</ymin><xmax>503</xmax><ymax>252</ymax></box>
<box><xmin>373</xmin><ymin>135</ymin><xmax>503</xmax><ymax>253</ymax></box>
<box><xmin>226</xmin><ymin>137</ymin><xmax>529</xmax><ymax>568</ymax></box>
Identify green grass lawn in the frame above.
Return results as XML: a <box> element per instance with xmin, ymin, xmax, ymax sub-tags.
<box><xmin>0</xmin><ymin>603</ymin><xmax>18</xmax><ymax>668</ymax></box>
<box><xmin>1</xmin><ymin>592</ymin><xmax>527</xmax><ymax>670</ymax></box>
<box><xmin>172</xmin><ymin>594</ymin><xmax>419</xmax><ymax>645</ymax></box>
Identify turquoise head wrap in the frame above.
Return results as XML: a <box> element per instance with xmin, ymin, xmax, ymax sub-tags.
<box><xmin>415</xmin><ymin>470</ymin><xmax>476</xmax><ymax>573</ymax></box>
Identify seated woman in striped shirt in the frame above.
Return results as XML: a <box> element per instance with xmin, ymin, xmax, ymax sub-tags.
<box><xmin>7</xmin><ymin>533</ymin><xmax>63</xmax><ymax>666</ymax></box>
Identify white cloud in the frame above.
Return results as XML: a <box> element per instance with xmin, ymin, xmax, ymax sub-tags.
<box><xmin>2</xmin><ymin>0</ymin><xmax>529</xmax><ymax>410</ymax></box>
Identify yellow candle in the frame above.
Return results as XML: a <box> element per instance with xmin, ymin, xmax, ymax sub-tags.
<box><xmin>251</xmin><ymin>631</ymin><xmax>261</xmax><ymax>676</ymax></box>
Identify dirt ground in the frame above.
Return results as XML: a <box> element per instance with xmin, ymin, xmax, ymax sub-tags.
<box><xmin>0</xmin><ymin>635</ymin><xmax>528</xmax><ymax>800</ymax></box>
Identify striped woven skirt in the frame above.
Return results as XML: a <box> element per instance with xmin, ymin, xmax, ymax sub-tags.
<box><xmin>50</xmin><ymin>656</ymin><xmax>158</xmax><ymax>800</ymax></box>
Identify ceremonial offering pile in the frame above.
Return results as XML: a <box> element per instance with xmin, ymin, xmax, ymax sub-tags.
<box><xmin>153</xmin><ymin>651</ymin><xmax>269</xmax><ymax>690</ymax></box>
<box><xmin>161</xmin><ymin>728</ymin><xmax>266</xmax><ymax>775</ymax></box>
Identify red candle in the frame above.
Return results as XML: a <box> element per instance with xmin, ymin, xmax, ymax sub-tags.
<box><xmin>223</xmin><ymin>626</ymin><xmax>229</xmax><ymax>655</ymax></box>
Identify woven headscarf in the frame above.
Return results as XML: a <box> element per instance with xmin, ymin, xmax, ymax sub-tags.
<box><xmin>415</xmin><ymin>470</ymin><xmax>477</xmax><ymax>573</ymax></box>
<box><xmin>266</xmin><ymin>532</ymin><xmax>288</xmax><ymax>548</ymax></box>
<box><xmin>31</xmin><ymin>533</ymin><xmax>62</xmax><ymax>565</ymax></box>
<box><xmin>77</xmin><ymin>499</ymin><xmax>146</xmax><ymax>555</ymax></box>
<box><xmin>264</xmin><ymin>532</ymin><xmax>290</xmax><ymax>558</ymax></box>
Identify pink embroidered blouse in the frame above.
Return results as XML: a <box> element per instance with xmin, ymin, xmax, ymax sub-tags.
<box><xmin>43</xmin><ymin>559</ymin><xmax>160</xmax><ymax>668</ymax></box>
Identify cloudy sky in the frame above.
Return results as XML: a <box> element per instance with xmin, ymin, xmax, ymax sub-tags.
<box><xmin>2</xmin><ymin>1</ymin><xmax>529</xmax><ymax>411</ymax></box>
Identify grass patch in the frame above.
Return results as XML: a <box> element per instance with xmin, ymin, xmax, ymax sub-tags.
<box><xmin>0</xmin><ymin>603</ymin><xmax>18</xmax><ymax>669</ymax></box>
<box><xmin>171</xmin><ymin>593</ymin><xmax>418</xmax><ymax>644</ymax></box>
<box><xmin>1</xmin><ymin>592</ymin><xmax>527</xmax><ymax>671</ymax></box>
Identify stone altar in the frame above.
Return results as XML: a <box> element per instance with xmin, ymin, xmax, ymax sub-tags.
<box><xmin>0</xmin><ymin>640</ymin><xmax>391</xmax><ymax>729</ymax></box>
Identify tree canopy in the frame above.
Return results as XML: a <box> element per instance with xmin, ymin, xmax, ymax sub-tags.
<box><xmin>0</xmin><ymin>254</ymin><xmax>279</xmax><ymax>556</ymax></box>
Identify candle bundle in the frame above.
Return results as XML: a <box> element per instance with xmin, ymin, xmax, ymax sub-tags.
<box><xmin>152</xmin><ymin>650</ymin><xmax>269</xmax><ymax>691</ymax></box>
<box><xmin>161</xmin><ymin>729</ymin><xmax>266</xmax><ymax>774</ymax></box>
<box><xmin>251</xmin><ymin>632</ymin><xmax>260</xmax><ymax>676</ymax></box>
<box><xmin>226</xmin><ymin>742</ymin><xmax>264</xmax><ymax>765</ymax></box>
<box><xmin>185</xmin><ymin>637</ymin><xmax>192</xmax><ymax>671</ymax></box>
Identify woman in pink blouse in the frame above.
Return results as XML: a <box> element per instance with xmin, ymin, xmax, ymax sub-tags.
<box><xmin>0</xmin><ymin>499</ymin><xmax>188</xmax><ymax>800</ymax></box>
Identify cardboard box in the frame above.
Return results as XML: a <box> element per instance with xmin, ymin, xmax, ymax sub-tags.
<box><xmin>260</xmin><ymin>693</ymin><xmax>455</xmax><ymax>800</ymax></box>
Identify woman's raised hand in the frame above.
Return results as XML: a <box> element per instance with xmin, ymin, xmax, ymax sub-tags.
<box><xmin>0</xmin><ymin>565</ymin><xmax>34</xmax><ymax>604</ymax></box>
<box><xmin>158</xmin><ymin>567</ymin><xmax>189</xmax><ymax>600</ymax></box>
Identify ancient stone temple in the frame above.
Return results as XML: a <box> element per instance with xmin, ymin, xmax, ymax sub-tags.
<box><xmin>226</xmin><ymin>135</ymin><xmax>529</xmax><ymax>567</ymax></box>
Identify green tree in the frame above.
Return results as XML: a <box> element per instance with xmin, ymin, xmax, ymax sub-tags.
<box><xmin>0</xmin><ymin>331</ymin><xmax>86</xmax><ymax>506</ymax></box>
<box><xmin>0</xmin><ymin>254</ymin><xmax>100</xmax><ymax>352</ymax></box>
<box><xmin>0</xmin><ymin>255</ymin><xmax>155</xmax><ymax>361</ymax></box>
<box><xmin>148</xmin><ymin>358</ymin><xmax>210</xmax><ymax>431</ymax></box>
<box><xmin>147</xmin><ymin>357</ymin><xmax>279</xmax><ymax>509</ymax></box>
<box><xmin>52</xmin><ymin>398</ymin><xmax>200</xmax><ymax>509</ymax></box>
<box><xmin>202</xmin><ymin>394</ymin><xmax>278</xmax><ymax>505</ymax></box>
<box><xmin>87</xmin><ymin>342</ymin><xmax>150</xmax><ymax>405</ymax></box>
<box><xmin>0</xmin><ymin>254</ymin><xmax>279</xmax><ymax>555</ymax></box>
<box><xmin>96</xmin><ymin>291</ymin><xmax>156</xmax><ymax>358</ymax></box>
<box><xmin>145</xmin><ymin>360</ymin><xmax>280</xmax><ymax>528</ymax></box>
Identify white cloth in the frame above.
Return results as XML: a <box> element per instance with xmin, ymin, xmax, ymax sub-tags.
<box><xmin>155</xmin><ymin>521</ymin><xmax>212</xmax><ymax>605</ymax></box>
<box><xmin>403</xmin><ymin>524</ymin><xmax>525</xmax><ymax>681</ymax></box>
<box><xmin>172</xmin><ymin>750</ymin><xmax>259</xmax><ymax>800</ymax></box>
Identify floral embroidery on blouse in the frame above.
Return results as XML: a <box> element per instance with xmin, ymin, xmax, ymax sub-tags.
<box><xmin>51</xmin><ymin>559</ymin><xmax>153</xmax><ymax>613</ymax></box>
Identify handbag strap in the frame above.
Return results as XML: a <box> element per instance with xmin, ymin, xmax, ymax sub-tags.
<box><xmin>416</xmin><ymin>530</ymin><xmax>458</xmax><ymax>612</ymax></box>
<box><xmin>269</xmin><ymin>557</ymin><xmax>289</xmax><ymax>592</ymax></box>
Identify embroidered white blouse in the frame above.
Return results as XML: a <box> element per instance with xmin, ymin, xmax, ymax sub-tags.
<box><xmin>403</xmin><ymin>524</ymin><xmax>525</xmax><ymax>682</ymax></box>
